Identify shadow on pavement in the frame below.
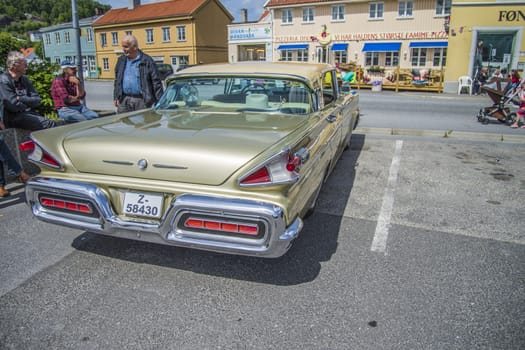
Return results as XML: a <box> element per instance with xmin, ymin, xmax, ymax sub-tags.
<box><xmin>0</xmin><ymin>185</ymin><xmax>26</xmax><ymax>209</ymax></box>
<box><xmin>71</xmin><ymin>134</ymin><xmax>365</xmax><ymax>286</ymax></box>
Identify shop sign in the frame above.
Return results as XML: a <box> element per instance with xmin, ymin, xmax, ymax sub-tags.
<box><xmin>334</xmin><ymin>31</ymin><xmax>448</xmax><ymax>41</ymax></box>
<box><xmin>276</xmin><ymin>31</ymin><xmax>447</xmax><ymax>43</ymax></box>
<box><xmin>498</xmin><ymin>10</ymin><xmax>525</xmax><ymax>22</ymax></box>
<box><xmin>229</xmin><ymin>27</ymin><xmax>271</xmax><ymax>40</ymax></box>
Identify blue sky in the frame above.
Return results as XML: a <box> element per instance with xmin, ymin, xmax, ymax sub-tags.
<box><xmin>99</xmin><ymin>0</ymin><xmax>267</xmax><ymax>22</ymax></box>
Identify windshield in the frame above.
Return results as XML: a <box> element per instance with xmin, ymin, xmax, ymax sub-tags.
<box><xmin>154</xmin><ymin>76</ymin><xmax>315</xmax><ymax>115</ymax></box>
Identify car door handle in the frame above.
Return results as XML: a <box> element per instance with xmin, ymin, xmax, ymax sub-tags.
<box><xmin>326</xmin><ymin>115</ymin><xmax>338</xmax><ymax>123</ymax></box>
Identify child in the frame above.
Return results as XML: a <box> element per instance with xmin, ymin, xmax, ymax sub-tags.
<box><xmin>510</xmin><ymin>81</ymin><xmax>525</xmax><ymax>129</ymax></box>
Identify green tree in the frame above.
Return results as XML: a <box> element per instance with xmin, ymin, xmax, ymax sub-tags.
<box><xmin>0</xmin><ymin>32</ymin><xmax>22</xmax><ymax>66</ymax></box>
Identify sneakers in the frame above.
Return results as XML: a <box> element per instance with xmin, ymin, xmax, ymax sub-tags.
<box><xmin>0</xmin><ymin>187</ymin><xmax>10</xmax><ymax>197</ymax></box>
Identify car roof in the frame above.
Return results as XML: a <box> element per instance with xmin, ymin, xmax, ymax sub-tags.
<box><xmin>173</xmin><ymin>62</ymin><xmax>333</xmax><ymax>82</ymax></box>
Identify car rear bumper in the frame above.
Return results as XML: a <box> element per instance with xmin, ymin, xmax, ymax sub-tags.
<box><xmin>25</xmin><ymin>177</ymin><xmax>302</xmax><ymax>258</ymax></box>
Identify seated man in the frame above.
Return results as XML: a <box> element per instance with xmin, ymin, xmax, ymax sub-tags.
<box><xmin>51</xmin><ymin>61</ymin><xmax>99</xmax><ymax>123</ymax></box>
<box><xmin>0</xmin><ymin>51</ymin><xmax>62</xmax><ymax>130</ymax></box>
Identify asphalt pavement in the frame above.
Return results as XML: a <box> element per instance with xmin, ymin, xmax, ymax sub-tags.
<box><xmin>0</xmin><ymin>80</ymin><xmax>524</xmax><ymax>349</ymax></box>
<box><xmin>84</xmin><ymin>79</ymin><xmax>525</xmax><ymax>141</ymax></box>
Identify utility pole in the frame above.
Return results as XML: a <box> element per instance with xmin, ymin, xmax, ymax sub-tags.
<box><xmin>71</xmin><ymin>0</ymin><xmax>85</xmax><ymax>103</ymax></box>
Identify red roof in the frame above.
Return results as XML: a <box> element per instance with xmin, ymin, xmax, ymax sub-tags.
<box><xmin>265</xmin><ymin>0</ymin><xmax>336</xmax><ymax>7</ymax></box>
<box><xmin>20</xmin><ymin>47</ymin><xmax>35</xmax><ymax>57</ymax></box>
<box><xmin>93</xmin><ymin>0</ymin><xmax>232</xmax><ymax>26</ymax></box>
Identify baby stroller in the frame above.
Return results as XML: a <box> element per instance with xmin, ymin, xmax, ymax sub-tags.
<box><xmin>476</xmin><ymin>77</ymin><xmax>523</xmax><ymax>125</ymax></box>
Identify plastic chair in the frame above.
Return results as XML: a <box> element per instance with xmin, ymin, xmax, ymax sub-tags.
<box><xmin>458</xmin><ymin>76</ymin><xmax>473</xmax><ymax>95</ymax></box>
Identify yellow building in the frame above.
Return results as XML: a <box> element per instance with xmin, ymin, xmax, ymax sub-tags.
<box><xmin>444</xmin><ymin>0</ymin><xmax>524</xmax><ymax>93</ymax></box>
<box><xmin>92</xmin><ymin>0</ymin><xmax>233</xmax><ymax>79</ymax></box>
<box><xmin>264</xmin><ymin>0</ymin><xmax>451</xmax><ymax>91</ymax></box>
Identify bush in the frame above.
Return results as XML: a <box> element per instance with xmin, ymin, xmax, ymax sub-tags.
<box><xmin>26</xmin><ymin>60</ymin><xmax>59</xmax><ymax>119</ymax></box>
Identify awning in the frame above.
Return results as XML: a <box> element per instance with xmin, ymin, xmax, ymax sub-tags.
<box><xmin>331</xmin><ymin>43</ymin><xmax>348</xmax><ymax>51</ymax></box>
<box><xmin>409</xmin><ymin>41</ymin><xmax>448</xmax><ymax>48</ymax></box>
<box><xmin>277</xmin><ymin>44</ymin><xmax>308</xmax><ymax>50</ymax></box>
<box><xmin>362</xmin><ymin>42</ymin><xmax>401</xmax><ymax>52</ymax></box>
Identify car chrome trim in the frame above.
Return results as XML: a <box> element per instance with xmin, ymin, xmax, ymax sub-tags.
<box><xmin>103</xmin><ymin>160</ymin><xmax>134</xmax><ymax>165</ymax></box>
<box><xmin>152</xmin><ymin>164</ymin><xmax>188</xmax><ymax>169</ymax></box>
<box><xmin>137</xmin><ymin>159</ymin><xmax>148</xmax><ymax>169</ymax></box>
<box><xmin>25</xmin><ymin>177</ymin><xmax>302</xmax><ymax>258</ymax></box>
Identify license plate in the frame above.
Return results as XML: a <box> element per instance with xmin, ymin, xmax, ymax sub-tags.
<box><xmin>123</xmin><ymin>192</ymin><xmax>163</xmax><ymax>218</ymax></box>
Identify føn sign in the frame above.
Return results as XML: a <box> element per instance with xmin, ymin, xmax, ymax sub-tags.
<box><xmin>498</xmin><ymin>10</ymin><xmax>525</xmax><ymax>22</ymax></box>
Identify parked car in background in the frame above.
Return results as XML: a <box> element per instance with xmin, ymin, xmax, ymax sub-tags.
<box><xmin>23</xmin><ymin>62</ymin><xmax>359</xmax><ymax>258</ymax></box>
<box><xmin>156</xmin><ymin>63</ymin><xmax>174</xmax><ymax>81</ymax></box>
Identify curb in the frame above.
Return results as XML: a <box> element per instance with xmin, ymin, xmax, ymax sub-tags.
<box><xmin>354</xmin><ymin>127</ymin><xmax>525</xmax><ymax>144</ymax></box>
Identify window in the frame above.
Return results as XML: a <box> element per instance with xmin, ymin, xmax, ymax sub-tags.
<box><xmin>54</xmin><ymin>57</ymin><xmax>60</xmax><ymax>64</ymax></box>
<box><xmin>103</xmin><ymin>58</ymin><xmax>109</xmax><ymax>71</ymax></box>
<box><xmin>100</xmin><ymin>33</ymin><xmax>107</xmax><ymax>47</ymax></box>
<box><xmin>433</xmin><ymin>48</ymin><xmax>447</xmax><ymax>67</ymax></box>
<box><xmin>282</xmin><ymin>9</ymin><xmax>293</xmax><ymax>24</ymax></box>
<box><xmin>411</xmin><ymin>48</ymin><xmax>427</xmax><ymax>66</ymax></box>
<box><xmin>55</xmin><ymin>32</ymin><xmax>61</xmax><ymax>45</ymax></box>
<box><xmin>398</xmin><ymin>1</ymin><xmax>413</xmax><ymax>17</ymax></box>
<box><xmin>281</xmin><ymin>50</ymin><xmax>293</xmax><ymax>61</ymax></box>
<box><xmin>64</xmin><ymin>31</ymin><xmax>70</xmax><ymax>44</ymax></box>
<box><xmin>435</xmin><ymin>0</ymin><xmax>451</xmax><ymax>16</ymax></box>
<box><xmin>45</xmin><ymin>33</ymin><xmax>51</xmax><ymax>45</ymax></box>
<box><xmin>111</xmin><ymin>32</ymin><xmax>118</xmax><ymax>46</ymax></box>
<box><xmin>162</xmin><ymin>27</ymin><xmax>171</xmax><ymax>42</ymax></box>
<box><xmin>146</xmin><ymin>29</ymin><xmax>154</xmax><ymax>44</ymax></box>
<box><xmin>334</xmin><ymin>51</ymin><xmax>347</xmax><ymax>64</ymax></box>
<box><xmin>125</xmin><ymin>30</ymin><xmax>132</xmax><ymax>36</ymax></box>
<box><xmin>332</xmin><ymin>5</ymin><xmax>345</xmax><ymax>21</ymax></box>
<box><xmin>369</xmin><ymin>2</ymin><xmax>384</xmax><ymax>19</ymax></box>
<box><xmin>88</xmin><ymin>56</ymin><xmax>96</xmax><ymax>73</ymax></box>
<box><xmin>298</xmin><ymin>49</ymin><xmax>309</xmax><ymax>62</ymax></box>
<box><xmin>385</xmin><ymin>52</ymin><xmax>399</xmax><ymax>66</ymax></box>
<box><xmin>86</xmin><ymin>29</ymin><xmax>93</xmax><ymax>42</ymax></box>
<box><xmin>365</xmin><ymin>52</ymin><xmax>380</xmax><ymax>66</ymax></box>
<box><xmin>177</xmin><ymin>26</ymin><xmax>186</xmax><ymax>41</ymax></box>
<box><xmin>322</xmin><ymin>71</ymin><xmax>338</xmax><ymax>106</ymax></box>
<box><xmin>170</xmin><ymin>56</ymin><xmax>177</xmax><ymax>66</ymax></box>
<box><xmin>302</xmin><ymin>7</ymin><xmax>314</xmax><ymax>23</ymax></box>
<box><xmin>177</xmin><ymin>55</ymin><xmax>189</xmax><ymax>66</ymax></box>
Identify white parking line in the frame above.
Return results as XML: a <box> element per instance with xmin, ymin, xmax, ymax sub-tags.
<box><xmin>371</xmin><ymin>140</ymin><xmax>403</xmax><ymax>254</ymax></box>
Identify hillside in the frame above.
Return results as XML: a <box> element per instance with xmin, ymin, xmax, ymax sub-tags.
<box><xmin>0</xmin><ymin>0</ymin><xmax>110</xmax><ymax>36</ymax></box>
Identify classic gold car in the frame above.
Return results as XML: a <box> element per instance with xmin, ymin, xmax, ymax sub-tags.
<box><xmin>23</xmin><ymin>62</ymin><xmax>359</xmax><ymax>258</ymax></box>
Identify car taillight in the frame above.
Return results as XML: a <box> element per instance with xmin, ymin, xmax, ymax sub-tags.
<box><xmin>240</xmin><ymin>167</ymin><xmax>271</xmax><ymax>185</ymax></box>
<box><xmin>20</xmin><ymin>140</ymin><xmax>62</xmax><ymax>169</ymax></box>
<box><xmin>19</xmin><ymin>141</ymin><xmax>35</xmax><ymax>152</ymax></box>
<box><xmin>184</xmin><ymin>217</ymin><xmax>259</xmax><ymax>236</ymax></box>
<box><xmin>239</xmin><ymin>148</ymin><xmax>304</xmax><ymax>187</ymax></box>
<box><xmin>40</xmin><ymin>196</ymin><xmax>93</xmax><ymax>214</ymax></box>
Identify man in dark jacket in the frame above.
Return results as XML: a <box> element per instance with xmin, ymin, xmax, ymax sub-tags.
<box><xmin>0</xmin><ymin>51</ymin><xmax>61</xmax><ymax>130</ymax></box>
<box><xmin>113</xmin><ymin>35</ymin><xmax>164</xmax><ymax>113</ymax></box>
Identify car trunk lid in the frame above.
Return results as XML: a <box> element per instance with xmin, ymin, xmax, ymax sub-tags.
<box><xmin>63</xmin><ymin>110</ymin><xmax>304</xmax><ymax>185</ymax></box>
